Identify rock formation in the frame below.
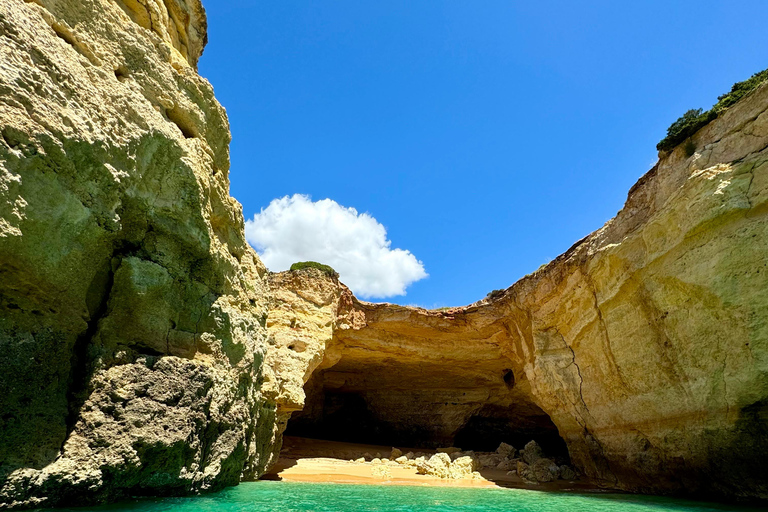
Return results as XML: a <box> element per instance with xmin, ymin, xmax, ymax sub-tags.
<box><xmin>0</xmin><ymin>0</ymin><xmax>277</xmax><ymax>507</ymax></box>
<box><xmin>1</xmin><ymin>0</ymin><xmax>768</xmax><ymax>507</ymax></box>
<box><xmin>266</xmin><ymin>82</ymin><xmax>768</xmax><ymax>501</ymax></box>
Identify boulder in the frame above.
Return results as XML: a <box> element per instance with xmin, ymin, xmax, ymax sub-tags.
<box><xmin>496</xmin><ymin>442</ymin><xmax>516</xmax><ymax>458</ymax></box>
<box><xmin>416</xmin><ymin>452</ymin><xmax>452</xmax><ymax>478</ymax></box>
<box><xmin>516</xmin><ymin>461</ymin><xmax>537</xmax><ymax>483</ymax></box>
<box><xmin>531</xmin><ymin>458</ymin><xmax>559</xmax><ymax>482</ymax></box>
<box><xmin>449</xmin><ymin>456</ymin><xmax>479</xmax><ymax>479</ymax></box>
<box><xmin>521</xmin><ymin>440</ymin><xmax>544</xmax><ymax>465</ymax></box>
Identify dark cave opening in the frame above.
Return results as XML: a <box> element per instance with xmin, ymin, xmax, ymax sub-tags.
<box><xmin>453</xmin><ymin>404</ymin><xmax>569</xmax><ymax>459</ymax></box>
<box><xmin>283</xmin><ymin>369</ymin><xmax>570</xmax><ymax>461</ymax></box>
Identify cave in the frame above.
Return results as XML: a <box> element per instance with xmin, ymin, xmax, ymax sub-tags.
<box><xmin>283</xmin><ymin>361</ymin><xmax>570</xmax><ymax>461</ymax></box>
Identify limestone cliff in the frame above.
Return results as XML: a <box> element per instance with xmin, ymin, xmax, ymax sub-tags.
<box><xmin>0</xmin><ymin>0</ymin><xmax>277</xmax><ymax>507</ymax></box>
<box><xmin>268</xmin><ymin>83</ymin><xmax>768</xmax><ymax>501</ymax></box>
<box><xmin>2</xmin><ymin>0</ymin><xmax>768</xmax><ymax>506</ymax></box>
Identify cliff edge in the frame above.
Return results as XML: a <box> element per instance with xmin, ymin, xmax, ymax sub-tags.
<box><xmin>0</xmin><ymin>0</ymin><xmax>278</xmax><ymax>507</ymax></box>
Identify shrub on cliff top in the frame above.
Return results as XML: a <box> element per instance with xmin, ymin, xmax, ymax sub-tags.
<box><xmin>289</xmin><ymin>261</ymin><xmax>339</xmax><ymax>278</ymax></box>
<box><xmin>657</xmin><ymin>67</ymin><xmax>768</xmax><ymax>152</ymax></box>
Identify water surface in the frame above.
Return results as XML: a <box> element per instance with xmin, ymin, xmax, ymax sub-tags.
<box><xmin>54</xmin><ymin>481</ymin><xmax>760</xmax><ymax>512</ymax></box>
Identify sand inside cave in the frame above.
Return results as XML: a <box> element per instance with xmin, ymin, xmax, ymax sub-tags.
<box><xmin>263</xmin><ymin>436</ymin><xmax>597</xmax><ymax>491</ymax></box>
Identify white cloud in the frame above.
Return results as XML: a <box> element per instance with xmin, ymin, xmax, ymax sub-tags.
<box><xmin>245</xmin><ymin>194</ymin><xmax>427</xmax><ymax>299</ymax></box>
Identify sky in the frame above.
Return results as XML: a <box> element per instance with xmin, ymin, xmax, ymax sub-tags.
<box><xmin>199</xmin><ymin>1</ymin><xmax>768</xmax><ymax>307</ymax></box>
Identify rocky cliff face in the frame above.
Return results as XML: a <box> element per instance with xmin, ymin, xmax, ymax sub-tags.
<box><xmin>268</xmin><ymin>84</ymin><xmax>768</xmax><ymax>501</ymax></box>
<box><xmin>2</xmin><ymin>0</ymin><xmax>768</xmax><ymax>507</ymax></box>
<box><xmin>0</xmin><ymin>0</ymin><xmax>277</xmax><ymax>507</ymax></box>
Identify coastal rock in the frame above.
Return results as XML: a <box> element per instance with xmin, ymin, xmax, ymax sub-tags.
<box><xmin>531</xmin><ymin>458</ymin><xmax>559</xmax><ymax>482</ymax></box>
<box><xmin>496</xmin><ymin>442</ymin><xmax>516</xmax><ymax>458</ymax></box>
<box><xmin>416</xmin><ymin>453</ymin><xmax>451</xmax><ymax>478</ymax></box>
<box><xmin>0</xmin><ymin>0</ymin><xmax>275</xmax><ymax>507</ymax></box>
<box><xmin>449</xmin><ymin>456</ymin><xmax>479</xmax><ymax>479</ymax></box>
<box><xmin>516</xmin><ymin>461</ymin><xmax>536</xmax><ymax>483</ymax></box>
<box><xmin>521</xmin><ymin>441</ymin><xmax>544</xmax><ymax>465</ymax></box>
<box><xmin>274</xmin><ymin>79</ymin><xmax>768</xmax><ymax>501</ymax></box>
<box><xmin>3</xmin><ymin>0</ymin><xmax>768</xmax><ymax>504</ymax></box>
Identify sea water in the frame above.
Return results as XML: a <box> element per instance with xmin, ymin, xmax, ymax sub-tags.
<box><xmin>50</xmin><ymin>481</ymin><xmax>761</xmax><ymax>512</ymax></box>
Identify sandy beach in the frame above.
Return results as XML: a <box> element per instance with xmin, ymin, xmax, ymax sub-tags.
<box><xmin>264</xmin><ymin>437</ymin><xmax>597</xmax><ymax>492</ymax></box>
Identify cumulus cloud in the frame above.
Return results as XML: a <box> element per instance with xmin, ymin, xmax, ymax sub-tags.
<box><xmin>245</xmin><ymin>194</ymin><xmax>427</xmax><ymax>299</ymax></box>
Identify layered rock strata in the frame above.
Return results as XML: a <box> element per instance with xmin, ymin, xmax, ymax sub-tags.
<box><xmin>2</xmin><ymin>0</ymin><xmax>768</xmax><ymax>506</ymax></box>
<box><xmin>269</xmin><ymin>83</ymin><xmax>768</xmax><ymax>501</ymax></box>
<box><xmin>0</xmin><ymin>0</ymin><xmax>277</xmax><ymax>507</ymax></box>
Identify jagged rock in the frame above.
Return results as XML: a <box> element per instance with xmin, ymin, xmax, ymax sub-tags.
<box><xmin>416</xmin><ymin>453</ymin><xmax>451</xmax><ymax>478</ymax></box>
<box><xmin>521</xmin><ymin>441</ymin><xmax>544</xmax><ymax>465</ymax></box>
<box><xmin>496</xmin><ymin>442</ymin><xmax>516</xmax><ymax>458</ymax></box>
<box><xmin>395</xmin><ymin>456</ymin><xmax>408</xmax><ymax>464</ymax></box>
<box><xmin>532</xmin><ymin>458</ymin><xmax>559</xmax><ymax>482</ymax></box>
<box><xmin>449</xmin><ymin>456</ymin><xmax>479</xmax><ymax>479</ymax></box>
<box><xmin>390</xmin><ymin>447</ymin><xmax>403</xmax><ymax>458</ymax></box>
<box><xmin>404</xmin><ymin>452</ymin><xmax>415</xmax><ymax>459</ymax></box>
<box><xmin>516</xmin><ymin>461</ymin><xmax>537</xmax><ymax>483</ymax></box>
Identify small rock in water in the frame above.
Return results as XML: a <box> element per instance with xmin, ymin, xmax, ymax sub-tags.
<box><xmin>496</xmin><ymin>459</ymin><xmax>515</xmax><ymax>471</ymax></box>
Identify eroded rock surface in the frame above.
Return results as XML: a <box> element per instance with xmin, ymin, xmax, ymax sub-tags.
<box><xmin>2</xmin><ymin>0</ymin><xmax>768</xmax><ymax>505</ymax></box>
<box><xmin>0</xmin><ymin>0</ymin><xmax>275</xmax><ymax>507</ymax></box>
<box><xmin>268</xmin><ymin>84</ymin><xmax>768</xmax><ymax>501</ymax></box>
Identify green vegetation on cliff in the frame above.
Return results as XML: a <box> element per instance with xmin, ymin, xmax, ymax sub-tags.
<box><xmin>657</xmin><ymin>67</ymin><xmax>768</xmax><ymax>152</ymax></box>
<box><xmin>290</xmin><ymin>261</ymin><xmax>339</xmax><ymax>278</ymax></box>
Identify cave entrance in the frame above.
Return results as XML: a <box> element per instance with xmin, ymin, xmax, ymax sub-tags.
<box><xmin>282</xmin><ymin>363</ymin><xmax>569</xmax><ymax>462</ymax></box>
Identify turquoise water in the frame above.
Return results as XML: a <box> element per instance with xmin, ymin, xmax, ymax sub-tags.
<box><xmin>53</xmin><ymin>481</ymin><xmax>760</xmax><ymax>512</ymax></box>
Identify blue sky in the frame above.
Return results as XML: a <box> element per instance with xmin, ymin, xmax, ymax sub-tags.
<box><xmin>199</xmin><ymin>1</ymin><xmax>768</xmax><ymax>307</ymax></box>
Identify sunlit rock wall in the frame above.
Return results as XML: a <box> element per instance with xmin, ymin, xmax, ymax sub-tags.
<box><xmin>0</xmin><ymin>0</ymin><xmax>276</xmax><ymax>507</ymax></box>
